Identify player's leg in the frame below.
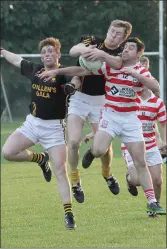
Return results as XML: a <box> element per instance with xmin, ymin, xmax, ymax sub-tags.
<box><xmin>125</xmin><ymin>141</ymin><xmax>164</xmax><ymax>214</ymax></box>
<box><xmin>149</xmin><ymin>165</ymin><xmax>163</xmax><ymax>202</ymax></box>
<box><xmin>121</xmin><ymin>146</ymin><xmax>139</xmax><ymax>196</ymax></box>
<box><xmin>67</xmin><ymin>114</ymin><xmax>85</xmax><ymax>203</ymax></box>
<box><xmin>2</xmin><ymin>130</ymin><xmax>35</xmax><ymax>161</ymax></box>
<box><xmin>122</xmin><ymin>114</ymin><xmax>163</xmax><ymax>214</ymax></box>
<box><xmin>2</xmin><ymin>115</ymin><xmax>51</xmax><ymax>182</ymax></box>
<box><xmin>48</xmin><ymin>145</ymin><xmax>76</xmax><ymax>229</ymax></box>
<box><xmin>67</xmin><ymin>91</ymin><xmax>91</xmax><ymax>203</ymax></box>
<box><xmin>38</xmin><ymin>119</ymin><xmax>76</xmax><ymax>229</ymax></box>
<box><xmin>146</xmin><ymin>149</ymin><xmax>165</xmax><ymax>214</ymax></box>
<box><xmin>82</xmin><ymin>107</ymin><xmax>117</xmax><ymax>169</ymax></box>
<box><xmin>91</xmin><ymin>122</ymin><xmax>119</xmax><ymax>195</ymax></box>
<box><xmin>82</xmin><ymin>129</ymin><xmax>113</xmax><ymax>169</ymax></box>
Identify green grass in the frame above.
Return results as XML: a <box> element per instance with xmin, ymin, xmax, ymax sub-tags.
<box><xmin>1</xmin><ymin>121</ymin><xmax>166</xmax><ymax>248</ymax></box>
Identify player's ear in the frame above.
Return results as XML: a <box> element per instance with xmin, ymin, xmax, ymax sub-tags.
<box><xmin>58</xmin><ymin>51</ymin><xmax>61</xmax><ymax>59</ymax></box>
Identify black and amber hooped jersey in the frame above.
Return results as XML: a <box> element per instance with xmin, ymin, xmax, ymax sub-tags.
<box><xmin>77</xmin><ymin>36</ymin><xmax>123</xmax><ymax>96</ymax></box>
<box><xmin>21</xmin><ymin>60</ymin><xmax>71</xmax><ymax>120</ymax></box>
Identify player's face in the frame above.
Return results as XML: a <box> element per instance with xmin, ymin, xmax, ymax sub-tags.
<box><xmin>106</xmin><ymin>26</ymin><xmax>125</xmax><ymax>47</ymax></box>
<box><xmin>40</xmin><ymin>45</ymin><xmax>60</xmax><ymax>67</ymax></box>
<box><xmin>122</xmin><ymin>42</ymin><xmax>140</xmax><ymax>62</ymax></box>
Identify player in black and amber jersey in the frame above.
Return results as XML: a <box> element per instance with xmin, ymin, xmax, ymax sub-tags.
<box><xmin>1</xmin><ymin>38</ymin><xmax>76</xmax><ymax>230</ymax></box>
<box><xmin>67</xmin><ymin>20</ymin><xmax>132</xmax><ymax>202</ymax></box>
<box><xmin>37</xmin><ymin>20</ymin><xmax>132</xmax><ymax>203</ymax></box>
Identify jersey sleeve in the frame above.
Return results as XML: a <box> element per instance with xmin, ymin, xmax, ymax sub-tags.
<box><xmin>157</xmin><ymin>100</ymin><xmax>167</xmax><ymax>123</ymax></box>
<box><xmin>64</xmin><ymin>75</ymin><xmax>73</xmax><ymax>84</ymax></box>
<box><xmin>80</xmin><ymin>36</ymin><xmax>94</xmax><ymax>47</ymax></box>
<box><xmin>21</xmin><ymin>59</ymin><xmax>41</xmax><ymax>79</ymax></box>
<box><xmin>139</xmin><ymin>67</ymin><xmax>155</xmax><ymax>80</ymax></box>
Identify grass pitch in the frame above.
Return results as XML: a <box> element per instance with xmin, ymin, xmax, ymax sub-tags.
<box><xmin>1</xmin><ymin>121</ymin><xmax>166</xmax><ymax>248</ymax></box>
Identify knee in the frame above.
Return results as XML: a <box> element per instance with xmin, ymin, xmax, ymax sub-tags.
<box><xmin>153</xmin><ymin>177</ymin><xmax>162</xmax><ymax>187</ymax></box>
<box><xmin>68</xmin><ymin>139</ymin><xmax>81</xmax><ymax>150</ymax></box>
<box><xmin>2</xmin><ymin>146</ymin><xmax>13</xmax><ymax>161</ymax></box>
<box><xmin>133</xmin><ymin>158</ymin><xmax>146</xmax><ymax>169</ymax></box>
<box><xmin>128</xmin><ymin>171</ymin><xmax>139</xmax><ymax>186</ymax></box>
<box><xmin>54</xmin><ymin>163</ymin><xmax>67</xmax><ymax>179</ymax></box>
<box><xmin>93</xmin><ymin>147</ymin><xmax>107</xmax><ymax>158</ymax></box>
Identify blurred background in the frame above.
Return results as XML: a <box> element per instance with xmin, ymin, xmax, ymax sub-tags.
<box><xmin>1</xmin><ymin>0</ymin><xmax>166</xmax><ymax>122</ymax></box>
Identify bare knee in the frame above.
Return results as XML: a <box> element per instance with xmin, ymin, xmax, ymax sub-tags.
<box><xmin>54</xmin><ymin>163</ymin><xmax>67</xmax><ymax>179</ymax></box>
<box><xmin>93</xmin><ymin>147</ymin><xmax>107</xmax><ymax>157</ymax></box>
<box><xmin>2</xmin><ymin>146</ymin><xmax>14</xmax><ymax>161</ymax></box>
<box><xmin>133</xmin><ymin>158</ymin><xmax>146</xmax><ymax>169</ymax></box>
<box><xmin>128</xmin><ymin>167</ymin><xmax>139</xmax><ymax>185</ymax></box>
<box><xmin>68</xmin><ymin>139</ymin><xmax>81</xmax><ymax>150</ymax></box>
<box><xmin>152</xmin><ymin>177</ymin><xmax>162</xmax><ymax>187</ymax></box>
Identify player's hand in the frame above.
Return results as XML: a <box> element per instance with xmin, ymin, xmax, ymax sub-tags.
<box><xmin>83</xmin><ymin>132</ymin><xmax>94</xmax><ymax>143</ymax></box>
<box><xmin>37</xmin><ymin>69</ymin><xmax>59</xmax><ymax>81</ymax></box>
<box><xmin>81</xmin><ymin>48</ymin><xmax>104</xmax><ymax>61</ymax></box>
<box><xmin>120</xmin><ymin>67</ymin><xmax>138</xmax><ymax>77</ymax></box>
<box><xmin>159</xmin><ymin>144</ymin><xmax>167</xmax><ymax>158</ymax></box>
<box><xmin>64</xmin><ymin>82</ymin><xmax>76</xmax><ymax>95</ymax></box>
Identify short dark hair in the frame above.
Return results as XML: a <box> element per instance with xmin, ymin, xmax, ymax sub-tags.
<box><xmin>126</xmin><ymin>37</ymin><xmax>145</xmax><ymax>52</ymax></box>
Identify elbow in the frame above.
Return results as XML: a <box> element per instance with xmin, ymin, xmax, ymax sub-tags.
<box><xmin>153</xmin><ymin>82</ymin><xmax>160</xmax><ymax>96</ymax></box>
<box><xmin>116</xmin><ymin>60</ymin><xmax>122</xmax><ymax>69</ymax></box>
<box><xmin>112</xmin><ymin>58</ymin><xmax>122</xmax><ymax>70</ymax></box>
<box><xmin>69</xmin><ymin>47</ymin><xmax>79</xmax><ymax>57</ymax></box>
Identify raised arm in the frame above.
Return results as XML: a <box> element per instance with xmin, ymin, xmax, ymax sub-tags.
<box><xmin>121</xmin><ymin>67</ymin><xmax>160</xmax><ymax>92</ymax></box>
<box><xmin>0</xmin><ymin>48</ymin><xmax>23</xmax><ymax>68</ymax></box>
<box><xmin>97</xmin><ymin>52</ymin><xmax>122</xmax><ymax>69</ymax></box>
<box><xmin>81</xmin><ymin>48</ymin><xmax>122</xmax><ymax>69</ymax></box>
<box><xmin>69</xmin><ymin>43</ymin><xmax>88</xmax><ymax>57</ymax></box>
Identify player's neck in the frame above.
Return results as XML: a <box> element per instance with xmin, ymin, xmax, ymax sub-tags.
<box><xmin>104</xmin><ymin>39</ymin><xmax>118</xmax><ymax>50</ymax></box>
<box><xmin>140</xmin><ymin>89</ymin><xmax>152</xmax><ymax>100</ymax></box>
<box><xmin>45</xmin><ymin>62</ymin><xmax>60</xmax><ymax>71</ymax></box>
<box><xmin>123</xmin><ymin>59</ymin><xmax>138</xmax><ymax>67</ymax></box>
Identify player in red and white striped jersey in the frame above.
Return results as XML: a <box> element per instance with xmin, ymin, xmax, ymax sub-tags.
<box><xmin>121</xmin><ymin>89</ymin><xmax>166</xmax><ymax>214</ymax></box>
<box><xmin>121</xmin><ymin>56</ymin><xmax>166</xmax><ymax>215</ymax></box>
<box><xmin>37</xmin><ymin>37</ymin><xmax>163</xmax><ymax>215</ymax></box>
<box><xmin>81</xmin><ymin>37</ymin><xmax>163</xmax><ymax>215</ymax></box>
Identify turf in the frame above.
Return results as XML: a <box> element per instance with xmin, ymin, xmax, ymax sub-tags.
<box><xmin>1</xmin><ymin>121</ymin><xmax>166</xmax><ymax>248</ymax></box>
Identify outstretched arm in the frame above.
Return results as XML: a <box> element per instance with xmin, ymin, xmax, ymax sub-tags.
<box><xmin>38</xmin><ymin>66</ymin><xmax>90</xmax><ymax>81</ymax></box>
<box><xmin>0</xmin><ymin>48</ymin><xmax>23</xmax><ymax>68</ymax></box>
<box><xmin>69</xmin><ymin>43</ymin><xmax>97</xmax><ymax>57</ymax></box>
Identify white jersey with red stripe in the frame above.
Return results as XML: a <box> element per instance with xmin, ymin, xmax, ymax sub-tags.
<box><xmin>94</xmin><ymin>62</ymin><xmax>154</xmax><ymax>113</ymax></box>
<box><xmin>121</xmin><ymin>92</ymin><xmax>167</xmax><ymax>151</ymax></box>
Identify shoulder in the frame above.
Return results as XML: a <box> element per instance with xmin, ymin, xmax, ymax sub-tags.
<box><xmin>80</xmin><ymin>35</ymin><xmax>104</xmax><ymax>45</ymax></box>
<box><xmin>21</xmin><ymin>59</ymin><xmax>43</xmax><ymax>71</ymax></box>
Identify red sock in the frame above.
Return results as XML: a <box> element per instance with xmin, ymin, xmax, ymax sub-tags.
<box><xmin>144</xmin><ymin>189</ymin><xmax>156</xmax><ymax>203</ymax></box>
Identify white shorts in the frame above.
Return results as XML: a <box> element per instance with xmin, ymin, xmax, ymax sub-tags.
<box><xmin>122</xmin><ymin>146</ymin><xmax>163</xmax><ymax>167</ymax></box>
<box><xmin>16</xmin><ymin>114</ymin><xmax>66</xmax><ymax>150</ymax></box>
<box><xmin>99</xmin><ymin>107</ymin><xmax>144</xmax><ymax>143</ymax></box>
<box><xmin>68</xmin><ymin>91</ymin><xmax>105</xmax><ymax>123</ymax></box>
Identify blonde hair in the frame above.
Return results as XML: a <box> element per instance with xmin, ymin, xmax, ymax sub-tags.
<box><xmin>109</xmin><ymin>20</ymin><xmax>132</xmax><ymax>39</ymax></box>
<box><xmin>39</xmin><ymin>37</ymin><xmax>61</xmax><ymax>52</ymax></box>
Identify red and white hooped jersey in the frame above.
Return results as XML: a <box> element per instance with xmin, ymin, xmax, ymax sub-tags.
<box><xmin>94</xmin><ymin>62</ymin><xmax>154</xmax><ymax>113</ymax></box>
<box><xmin>121</xmin><ymin>92</ymin><xmax>167</xmax><ymax>151</ymax></box>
